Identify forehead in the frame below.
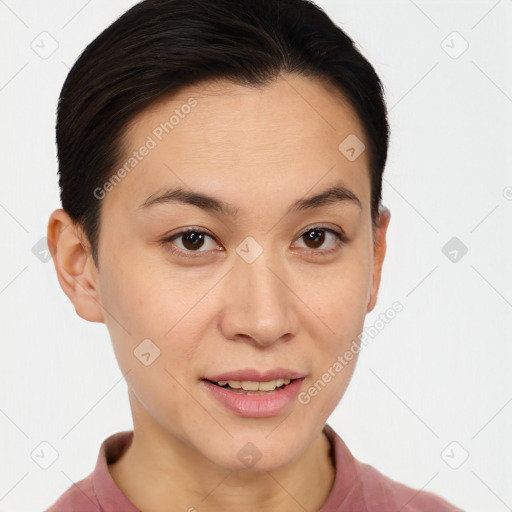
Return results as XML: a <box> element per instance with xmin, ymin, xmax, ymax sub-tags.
<box><xmin>103</xmin><ymin>74</ymin><xmax>370</xmax><ymax>216</ymax></box>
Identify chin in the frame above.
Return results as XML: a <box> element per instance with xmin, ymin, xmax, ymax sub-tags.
<box><xmin>195</xmin><ymin>428</ymin><xmax>309</xmax><ymax>473</ymax></box>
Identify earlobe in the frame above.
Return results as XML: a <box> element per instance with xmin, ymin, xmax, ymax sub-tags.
<box><xmin>367</xmin><ymin>206</ymin><xmax>391</xmax><ymax>313</ymax></box>
<box><xmin>47</xmin><ymin>208</ymin><xmax>105</xmax><ymax>323</ymax></box>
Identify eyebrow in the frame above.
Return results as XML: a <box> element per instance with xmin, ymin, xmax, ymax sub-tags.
<box><xmin>138</xmin><ymin>181</ymin><xmax>362</xmax><ymax>217</ymax></box>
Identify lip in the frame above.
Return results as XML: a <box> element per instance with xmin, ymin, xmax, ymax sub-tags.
<box><xmin>201</xmin><ymin>377</ymin><xmax>305</xmax><ymax>418</ymax></box>
<box><xmin>204</xmin><ymin>368</ymin><xmax>307</xmax><ymax>382</ymax></box>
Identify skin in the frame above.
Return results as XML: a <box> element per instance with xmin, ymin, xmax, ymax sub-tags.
<box><xmin>48</xmin><ymin>73</ymin><xmax>390</xmax><ymax>512</ymax></box>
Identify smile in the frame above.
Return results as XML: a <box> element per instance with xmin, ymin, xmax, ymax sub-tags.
<box><xmin>211</xmin><ymin>378</ymin><xmax>292</xmax><ymax>393</ymax></box>
<box><xmin>201</xmin><ymin>377</ymin><xmax>305</xmax><ymax>417</ymax></box>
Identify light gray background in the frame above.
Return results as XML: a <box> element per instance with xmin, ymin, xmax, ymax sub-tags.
<box><xmin>1</xmin><ymin>1</ymin><xmax>511</xmax><ymax>511</ymax></box>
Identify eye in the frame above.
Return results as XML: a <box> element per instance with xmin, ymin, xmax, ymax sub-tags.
<box><xmin>293</xmin><ymin>226</ymin><xmax>346</xmax><ymax>253</ymax></box>
<box><xmin>161</xmin><ymin>225</ymin><xmax>346</xmax><ymax>259</ymax></box>
<box><xmin>162</xmin><ymin>228</ymin><xmax>221</xmax><ymax>257</ymax></box>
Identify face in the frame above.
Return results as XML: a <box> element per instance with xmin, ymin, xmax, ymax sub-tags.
<box><xmin>50</xmin><ymin>73</ymin><xmax>389</xmax><ymax>472</ymax></box>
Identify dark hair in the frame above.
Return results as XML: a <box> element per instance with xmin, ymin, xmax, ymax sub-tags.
<box><xmin>56</xmin><ymin>0</ymin><xmax>389</xmax><ymax>266</ymax></box>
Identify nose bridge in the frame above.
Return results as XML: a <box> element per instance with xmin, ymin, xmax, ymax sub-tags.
<box><xmin>221</xmin><ymin>239</ymin><xmax>295</xmax><ymax>345</ymax></box>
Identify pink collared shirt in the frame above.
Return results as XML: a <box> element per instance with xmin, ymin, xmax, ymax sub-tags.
<box><xmin>46</xmin><ymin>423</ymin><xmax>463</xmax><ymax>511</ymax></box>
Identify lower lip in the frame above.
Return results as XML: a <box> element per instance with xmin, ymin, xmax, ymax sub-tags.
<box><xmin>201</xmin><ymin>379</ymin><xmax>304</xmax><ymax>418</ymax></box>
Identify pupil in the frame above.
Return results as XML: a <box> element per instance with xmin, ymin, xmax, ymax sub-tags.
<box><xmin>305</xmin><ymin>229</ymin><xmax>324</xmax><ymax>249</ymax></box>
<box><xmin>183</xmin><ymin>232</ymin><xmax>204</xmax><ymax>250</ymax></box>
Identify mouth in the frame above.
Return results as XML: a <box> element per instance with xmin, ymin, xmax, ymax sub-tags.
<box><xmin>203</xmin><ymin>378</ymin><xmax>294</xmax><ymax>395</ymax></box>
<box><xmin>200</xmin><ymin>371</ymin><xmax>306</xmax><ymax>418</ymax></box>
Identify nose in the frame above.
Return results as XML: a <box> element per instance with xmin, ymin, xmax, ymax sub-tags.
<box><xmin>218</xmin><ymin>247</ymin><xmax>298</xmax><ymax>347</ymax></box>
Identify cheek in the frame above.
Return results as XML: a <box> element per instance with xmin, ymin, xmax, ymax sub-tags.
<box><xmin>299</xmin><ymin>241</ymin><xmax>373</xmax><ymax>399</ymax></box>
<box><xmin>306</xmin><ymin>241</ymin><xmax>373</xmax><ymax>333</ymax></box>
<box><xmin>100</xmin><ymin>231</ymin><xmax>374</xmax><ymax>362</ymax></box>
<box><xmin>98</xmin><ymin>239</ymin><xmax>199</xmax><ymax>334</ymax></box>
<box><xmin>98</xmin><ymin>244</ymin><xmax>217</xmax><ymax>387</ymax></box>
<box><xmin>327</xmin><ymin>270</ymin><xmax>371</xmax><ymax>334</ymax></box>
<box><xmin>98</xmin><ymin>255</ymin><xmax>207</xmax><ymax>430</ymax></box>
<box><xmin>295</xmin><ymin>258</ymin><xmax>371</xmax><ymax>422</ymax></box>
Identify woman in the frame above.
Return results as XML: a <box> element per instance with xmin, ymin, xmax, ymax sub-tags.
<box><xmin>46</xmin><ymin>0</ymin><xmax>463</xmax><ymax>510</ymax></box>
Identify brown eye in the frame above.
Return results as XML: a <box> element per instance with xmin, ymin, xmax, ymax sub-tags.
<box><xmin>163</xmin><ymin>228</ymin><xmax>220</xmax><ymax>257</ymax></box>
<box><xmin>181</xmin><ymin>231</ymin><xmax>206</xmax><ymax>251</ymax></box>
<box><xmin>294</xmin><ymin>226</ymin><xmax>346</xmax><ymax>253</ymax></box>
<box><xmin>303</xmin><ymin>229</ymin><xmax>326</xmax><ymax>249</ymax></box>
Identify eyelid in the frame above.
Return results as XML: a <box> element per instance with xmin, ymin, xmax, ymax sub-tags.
<box><xmin>166</xmin><ymin>225</ymin><xmax>216</xmax><ymax>239</ymax></box>
<box><xmin>297</xmin><ymin>223</ymin><xmax>347</xmax><ymax>241</ymax></box>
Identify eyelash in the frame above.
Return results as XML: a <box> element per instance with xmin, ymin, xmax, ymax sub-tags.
<box><xmin>161</xmin><ymin>225</ymin><xmax>348</xmax><ymax>259</ymax></box>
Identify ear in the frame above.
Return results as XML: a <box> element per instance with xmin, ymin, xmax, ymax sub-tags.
<box><xmin>47</xmin><ymin>208</ymin><xmax>104</xmax><ymax>323</ymax></box>
<box><xmin>367</xmin><ymin>206</ymin><xmax>391</xmax><ymax>313</ymax></box>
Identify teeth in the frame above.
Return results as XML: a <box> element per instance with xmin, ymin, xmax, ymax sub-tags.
<box><xmin>242</xmin><ymin>381</ymin><xmax>260</xmax><ymax>391</ymax></box>
<box><xmin>215</xmin><ymin>379</ymin><xmax>291</xmax><ymax>391</ymax></box>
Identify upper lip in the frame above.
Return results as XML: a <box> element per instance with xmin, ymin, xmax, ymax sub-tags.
<box><xmin>204</xmin><ymin>368</ymin><xmax>307</xmax><ymax>382</ymax></box>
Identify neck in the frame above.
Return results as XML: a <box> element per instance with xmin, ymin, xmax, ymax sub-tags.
<box><xmin>108</xmin><ymin>418</ymin><xmax>335</xmax><ymax>512</ymax></box>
